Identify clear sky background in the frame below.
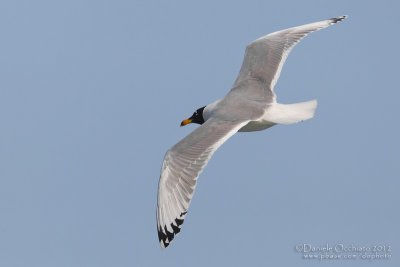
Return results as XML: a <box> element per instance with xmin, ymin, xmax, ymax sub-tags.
<box><xmin>1</xmin><ymin>1</ymin><xmax>399</xmax><ymax>266</ymax></box>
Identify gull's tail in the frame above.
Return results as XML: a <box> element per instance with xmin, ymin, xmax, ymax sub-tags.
<box><xmin>264</xmin><ymin>100</ymin><xmax>318</xmax><ymax>124</ymax></box>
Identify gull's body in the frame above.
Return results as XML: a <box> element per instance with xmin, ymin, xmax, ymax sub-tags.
<box><xmin>156</xmin><ymin>16</ymin><xmax>347</xmax><ymax>248</ymax></box>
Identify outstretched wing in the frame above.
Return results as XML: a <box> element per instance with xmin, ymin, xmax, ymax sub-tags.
<box><xmin>156</xmin><ymin>118</ymin><xmax>248</xmax><ymax>248</ymax></box>
<box><xmin>231</xmin><ymin>16</ymin><xmax>347</xmax><ymax>103</ymax></box>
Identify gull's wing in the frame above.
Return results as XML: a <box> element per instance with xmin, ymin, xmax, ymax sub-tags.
<box><xmin>157</xmin><ymin>118</ymin><xmax>248</xmax><ymax>248</ymax></box>
<box><xmin>230</xmin><ymin>16</ymin><xmax>347</xmax><ymax>103</ymax></box>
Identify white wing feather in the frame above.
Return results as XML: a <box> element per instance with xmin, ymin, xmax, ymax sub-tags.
<box><xmin>231</xmin><ymin>16</ymin><xmax>347</xmax><ymax>103</ymax></box>
<box><xmin>157</xmin><ymin>118</ymin><xmax>248</xmax><ymax>248</ymax></box>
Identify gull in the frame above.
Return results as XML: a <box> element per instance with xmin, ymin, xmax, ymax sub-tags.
<box><xmin>156</xmin><ymin>16</ymin><xmax>347</xmax><ymax>248</ymax></box>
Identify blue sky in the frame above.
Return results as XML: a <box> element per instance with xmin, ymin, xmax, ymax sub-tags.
<box><xmin>1</xmin><ymin>1</ymin><xmax>399</xmax><ymax>266</ymax></box>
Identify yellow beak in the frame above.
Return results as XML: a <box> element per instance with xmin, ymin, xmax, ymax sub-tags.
<box><xmin>180</xmin><ymin>118</ymin><xmax>192</xmax><ymax>127</ymax></box>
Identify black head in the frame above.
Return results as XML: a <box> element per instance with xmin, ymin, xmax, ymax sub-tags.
<box><xmin>180</xmin><ymin>106</ymin><xmax>205</xmax><ymax>126</ymax></box>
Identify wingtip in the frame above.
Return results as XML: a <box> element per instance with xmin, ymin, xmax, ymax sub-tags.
<box><xmin>160</xmin><ymin>240</ymin><xmax>169</xmax><ymax>249</ymax></box>
<box><xmin>330</xmin><ymin>15</ymin><xmax>348</xmax><ymax>24</ymax></box>
<box><xmin>157</xmin><ymin>227</ymin><xmax>169</xmax><ymax>248</ymax></box>
<box><xmin>157</xmin><ymin>227</ymin><xmax>175</xmax><ymax>248</ymax></box>
<box><xmin>157</xmin><ymin>211</ymin><xmax>187</xmax><ymax>248</ymax></box>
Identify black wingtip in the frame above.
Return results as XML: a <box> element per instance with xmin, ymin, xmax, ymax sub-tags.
<box><xmin>157</xmin><ymin>226</ymin><xmax>169</xmax><ymax>248</ymax></box>
<box><xmin>157</xmin><ymin>213</ymin><xmax>187</xmax><ymax>248</ymax></box>
<box><xmin>331</xmin><ymin>15</ymin><xmax>348</xmax><ymax>24</ymax></box>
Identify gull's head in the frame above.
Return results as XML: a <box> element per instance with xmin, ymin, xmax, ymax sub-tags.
<box><xmin>180</xmin><ymin>106</ymin><xmax>206</xmax><ymax>126</ymax></box>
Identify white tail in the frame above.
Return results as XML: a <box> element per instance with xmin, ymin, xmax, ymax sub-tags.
<box><xmin>263</xmin><ymin>100</ymin><xmax>318</xmax><ymax>124</ymax></box>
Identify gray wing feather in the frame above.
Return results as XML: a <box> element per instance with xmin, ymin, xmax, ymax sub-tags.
<box><xmin>231</xmin><ymin>16</ymin><xmax>347</xmax><ymax>103</ymax></box>
<box><xmin>156</xmin><ymin>118</ymin><xmax>248</xmax><ymax>248</ymax></box>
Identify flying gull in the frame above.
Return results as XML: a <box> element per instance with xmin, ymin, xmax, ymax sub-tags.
<box><xmin>156</xmin><ymin>16</ymin><xmax>347</xmax><ymax>248</ymax></box>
